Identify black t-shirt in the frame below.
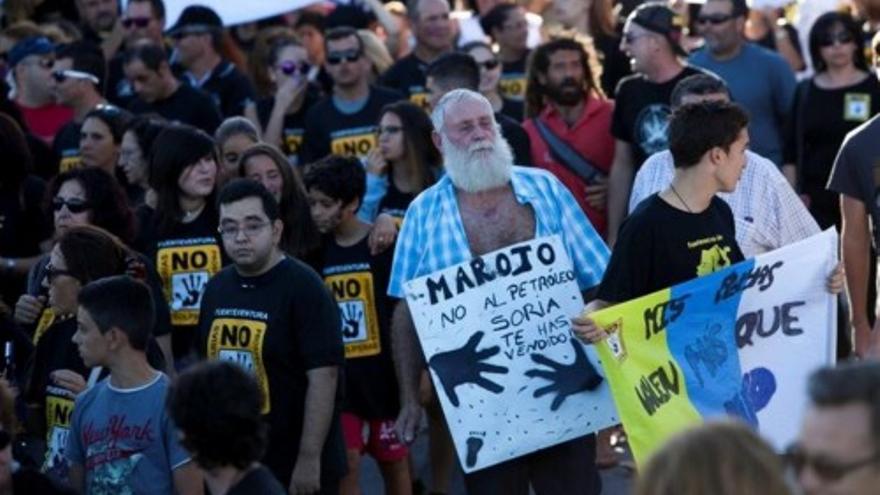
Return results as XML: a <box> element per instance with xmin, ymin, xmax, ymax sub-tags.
<box><xmin>597</xmin><ymin>194</ymin><xmax>744</xmax><ymax>303</ymax></box>
<box><xmin>497</xmin><ymin>112</ymin><xmax>532</xmax><ymax>166</ymax></box>
<box><xmin>828</xmin><ymin>114</ymin><xmax>880</xmax><ymax>249</ymax></box>
<box><xmin>227</xmin><ymin>465</ymin><xmax>286</xmax><ymax>495</ymax></box>
<box><xmin>378</xmin><ymin>178</ymin><xmax>416</xmax><ymax>229</ymax></box>
<box><xmin>611</xmin><ymin>65</ymin><xmax>706</xmax><ymax>166</ymax></box>
<box><xmin>198</xmin><ymin>257</ymin><xmax>347</xmax><ymax>484</ymax></box>
<box><xmin>128</xmin><ymin>83</ymin><xmax>222</xmax><ymax>134</ymax></box>
<box><xmin>0</xmin><ymin>177</ymin><xmax>51</xmax><ymax>304</ymax></box>
<box><xmin>141</xmin><ymin>206</ymin><xmax>225</xmax><ymax>359</ymax></box>
<box><xmin>300</xmin><ymin>87</ymin><xmax>403</xmax><ymax>164</ymax></box>
<box><xmin>255</xmin><ymin>86</ymin><xmax>321</xmax><ymax>167</ymax></box>
<box><xmin>319</xmin><ymin>234</ymin><xmax>399</xmax><ymax>419</ymax></box>
<box><xmin>595</xmin><ymin>31</ymin><xmax>632</xmax><ymax>99</ymax></box>
<box><xmin>500</xmin><ymin>97</ymin><xmax>524</xmax><ymax>122</ymax></box>
<box><xmin>379</xmin><ymin>53</ymin><xmax>431</xmax><ymax>110</ymax></box>
<box><xmin>785</xmin><ymin>76</ymin><xmax>880</xmax><ymax>230</ymax></box>
<box><xmin>106</xmin><ymin>54</ymin><xmax>136</xmax><ymax>108</ymax></box>
<box><xmin>499</xmin><ymin>53</ymin><xmax>529</xmax><ymax>102</ymax></box>
<box><xmin>52</xmin><ymin>121</ymin><xmax>82</xmax><ymax>173</ymax></box>
<box><xmin>182</xmin><ymin>60</ymin><xmax>256</xmax><ymax>118</ymax></box>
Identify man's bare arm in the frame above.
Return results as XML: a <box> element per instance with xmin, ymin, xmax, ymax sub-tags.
<box><xmin>391</xmin><ymin>301</ymin><xmax>425</xmax><ymax>443</ymax></box>
<box><xmin>607</xmin><ymin>140</ymin><xmax>635</xmax><ymax>246</ymax></box>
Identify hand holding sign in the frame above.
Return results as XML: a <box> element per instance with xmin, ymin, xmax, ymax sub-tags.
<box><xmin>525</xmin><ymin>338</ymin><xmax>603</xmax><ymax>411</ymax></box>
<box><xmin>428</xmin><ymin>331</ymin><xmax>508</xmax><ymax>407</ymax></box>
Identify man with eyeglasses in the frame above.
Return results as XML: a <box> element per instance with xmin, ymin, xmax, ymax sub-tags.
<box><xmin>606</xmin><ymin>2</ymin><xmax>706</xmax><ymax>245</ymax></box>
<box><xmin>380</xmin><ymin>0</ymin><xmax>455</xmax><ymax>109</ymax></box>
<box><xmin>789</xmin><ymin>361</ymin><xmax>880</xmax><ymax>495</ymax></box>
<box><xmin>7</xmin><ymin>36</ymin><xmax>75</xmax><ymax>145</ymax></box>
<box><xmin>51</xmin><ymin>41</ymin><xmax>108</xmax><ymax>173</ymax></box>
<box><xmin>301</xmin><ymin>27</ymin><xmax>402</xmax><ymax>165</ymax></box>
<box><xmin>168</xmin><ymin>5</ymin><xmax>255</xmax><ymax>119</ymax></box>
<box><xmin>199</xmin><ymin>179</ymin><xmax>347</xmax><ymax>493</ymax></box>
<box><xmin>481</xmin><ymin>3</ymin><xmax>531</xmax><ymax>105</ymax></box>
<box><xmin>105</xmin><ymin>0</ymin><xmax>167</xmax><ymax>107</ymax></box>
<box><xmin>690</xmin><ymin>0</ymin><xmax>796</xmax><ymax>174</ymax></box>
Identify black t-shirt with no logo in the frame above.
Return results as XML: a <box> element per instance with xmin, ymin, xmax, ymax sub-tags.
<box><xmin>0</xmin><ymin>177</ymin><xmax>51</xmax><ymax>304</ymax></box>
<box><xmin>182</xmin><ymin>60</ymin><xmax>256</xmax><ymax>118</ymax></box>
<box><xmin>300</xmin><ymin>87</ymin><xmax>403</xmax><ymax>164</ymax></box>
<box><xmin>198</xmin><ymin>257</ymin><xmax>347</xmax><ymax>484</ymax></box>
<box><xmin>319</xmin><ymin>234</ymin><xmax>400</xmax><ymax>419</ymax></box>
<box><xmin>379</xmin><ymin>53</ymin><xmax>431</xmax><ymax>110</ymax></box>
<box><xmin>128</xmin><ymin>84</ymin><xmax>223</xmax><ymax>134</ymax></box>
<box><xmin>597</xmin><ymin>194</ymin><xmax>744</xmax><ymax>303</ymax></box>
<box><xmin>255</xmin><ymin>86</ymin><xmax>321</xmax><ymax>167</ymax></box>
<box><xmin>611</xmin><ymin>65</ymin><xmax>706</xmax><ymax>167</ymax></box>
<box><xmin>497</xmin><ymin>112</ymin><xmax>533</xmax><ymax>166</ymax></box>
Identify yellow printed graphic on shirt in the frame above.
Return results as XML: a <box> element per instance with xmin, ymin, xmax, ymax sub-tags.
<box><xmin>409</xmin><ymin>92</ymin><xmax>429</xmax><ymax>110</ymax></box>
<box><xmin>157</xmin><ymin>244</ymin><xmax>222</xmax><ymax>326</ymax></box>
<box><xmin>34</xmin><ymin>307</ymin><xmax>57</xmax><ymax>344</ymax></box>
<box><xmin>59</xmin><ymin>155</ymin><xmax>82</xmax><ymax>173</ymax></box>
<box><xmin>688</xmin><ymin>235</ymin><xmax>734</xmax><ymax>276</ymax></box>
<box><xmin>43</xmin><ymin>392</ymin><xmax>74</xmax><ymax>474</ymax></box>
<box><xmin>325</xmin><ymin>272</ymin><xmax>381</xmax><ymax>358</ymax></box>
<box><xmin>331</xmin><ymin>132</ymin><xmax>377</xmax><ymax>158</ymax></box>
<box><xmin>283</xmin><ymin>130</ymin><xmax>304</xmax><ymax>162</ymax></box>
<box><xmin>207</xmin><ymin>318</ymin><xmax>271</xmax><ymax>414</ymax></box>
<box><xmin>499</xmin><ymin>76</ymin><xmax>526</xmax><ymax>101</ymax></box>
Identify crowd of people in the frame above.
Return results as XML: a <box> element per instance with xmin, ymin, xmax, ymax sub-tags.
<box><xmin>0</xmin><ymin>0</ymin><xmax>879</xmax><ymax>493</ymax></box>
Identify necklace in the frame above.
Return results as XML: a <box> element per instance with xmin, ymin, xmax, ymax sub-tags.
<box><xmin>669</xmin><ymin>184</ymin><xmax>693</xmax><ymax>213</ymax></box>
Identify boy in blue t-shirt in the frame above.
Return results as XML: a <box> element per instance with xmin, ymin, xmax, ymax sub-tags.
<box><xmin>66</xmin><ymin>276</ymin><xmax>202</xmax><ymax>494</ymax></box>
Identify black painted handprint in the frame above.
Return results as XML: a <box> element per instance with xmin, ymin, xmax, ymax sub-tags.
<box><xmin>525</xmin><ymin>338</ymin><xmax>603</xmax><ymax>411</ymax></box>
<box><xmin>428</xmin><ymin>331</ymin><xmax>508</xmax><ymax>407</ymax></box>
<box><xmin>341</xmin><ymin>303</ymin><xmax>363</xmax><ymax>339</ymax></box>
<box><xmin>173</xmin><ymin>273</ymin><xmax>205</xmax><ymax>309</ymax></box>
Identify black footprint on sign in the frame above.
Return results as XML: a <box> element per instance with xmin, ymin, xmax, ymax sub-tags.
<box><xmin>466</xmin><ymin>436</ymin><xmax>484</xmax><ymax>468</ymax></box>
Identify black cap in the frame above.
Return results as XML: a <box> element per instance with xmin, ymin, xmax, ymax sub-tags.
<box><xmin>168</xmin><ymin>5</ymin><xmax>223</xmax><ymax>36</ymax></box>
<box><xmin>627</xmin><ymin>2</ymin><xmax>687</xmax><ymax>57</ymax></box>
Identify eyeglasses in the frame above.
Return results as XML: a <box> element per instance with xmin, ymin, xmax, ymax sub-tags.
<box><xmin>23</xmin><ymin>57</ymin><xmax>54</xmax><ymax>70</ymax></box>
<box><xmin>218</xmin><ymin>222</ymin><xmax>271</xmax><ymax>239</ymax></box>
<box><xmin>377</xmin><ymin>125</ymin><xmax>403</xmax><ymax>136</ymax></box>
<box><xmin>122</xmin><ymin>17</ymin><xmax>151</xmax><ymax>29</ymax></box>
<box><xmin>52</xmin><ymin>197</ymin><xmax>91</xmax><ymax>214</ymax></box>
<box><xmin>326</xmin><ymin>49</ymin><xmax>362</xmax><ymax>65</ymax></box>
<box><xmin>820</xmin><ymin>31</ymin><xmax>855</xmax><ymax>47</ymax></box>
<box><xmin>478</xmin><ymin>59</ymin><xmax>500</xmax><ymax>71</ymax></box>
<box><xmin>52</xmin><ymin>69</ymin><xmax>100</xmax><ymax>85</ymax></box>
<box><xmin>696</xmin><ymin>13</ymin><xmax>736</xmax><ymax>25</ymax></box>
<box><xmin>45</xmin><ymin>264</ymin><xmax>76</xmax><ymax>283</ymax></box>
<box><xmin>784</xmin><ymin>444</ymin><xmax>880</xmax><ymax>482</ymax></box>
<box><xmin>277</xmin><ymin>60</ymin><xmax>311</xmax><ymax>76</ymax></box>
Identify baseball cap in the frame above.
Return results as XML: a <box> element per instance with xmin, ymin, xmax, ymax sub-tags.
<box><xmin>627</xmin><ymin>2</ymin><xmax>687</xmax><ymax>57</ymax></box>
<box><xmin>167</xmin><ymin>5</ymin><xmax>223</xmax><ymax>37</ymax></box>
<box><xmin>8</xmin><ymin>36</ymin><xmax>55</xmax><ymax>68</ymax></box>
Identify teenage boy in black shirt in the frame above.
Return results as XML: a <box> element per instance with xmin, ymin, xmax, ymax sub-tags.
<box><xmin>199</xmin><ymin>179</ymin><xmax>346</xmax><ymax>494</ymax></box>
<box><xmin>304</xmin><ymin>156</ymin><xmax>410</xmax><ymax>495</ymax></box>
<box><xmin>123</xmin><ymin>43</ymin><xmax>222</xmax><ymax>134</ymax></box>
<box><xmin>301</xmin><ymin>27</ymin><xmax>402</xmax><ymax>165</ymax></box>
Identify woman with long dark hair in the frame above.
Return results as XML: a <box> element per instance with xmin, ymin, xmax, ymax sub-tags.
<box><xmin>79</xmin><ymin>105</ymin><xmax>132</xmax><ymax>176</ymax></box>
<box><xmin>238</xmin><ymin>143</ymin><xmax>322</xmax><ymax>263</ymax></box>
<box><xmin>118</xmin><ymin>115</ymin><xmax>166</xmax><ymax>209</ymax></box>
<box><xmin>141</xmin><ymin>124</ymin><xmax>224</xmax><ymax>365</ymax></box>
<box><xmin>785</xmin><ymin>11</ymin><xmax>880</xmax><ymax>231</ymax></box>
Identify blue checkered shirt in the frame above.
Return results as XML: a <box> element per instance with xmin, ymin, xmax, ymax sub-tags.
<box><xmin>387</xmin><ymin>166</ymin><xmax>610</xmax><ymax>298</ymax></box>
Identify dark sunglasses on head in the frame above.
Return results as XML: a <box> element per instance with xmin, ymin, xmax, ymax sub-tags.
<box><xmin>696</xmin><ymin>13</ymin><xmax>736</xmax><ymax>25</ymax></box>
<box><xmin>478</xmin><ymin>59</ymin><xmax>500</xmax><ymax>70</ymax></box>
<box><xmin>326</xmin><ymin>49</ymin><xmax>362</xmax><ymax>65</ymax></box>
<box><xmin>277</xmin><ymin>60</ymin><xmax>311</xmax><ymax>76</ymax></box>
<box><xmin>52</xmin><ymin>69</ymin><xmax>100</xmax><ymax>85</ymax></box>
<box><xmin>122</xmin><ymin>17</ymin><xmax>151</xmax><ymax>29</ymax></box>
<box><xmin>820</xmin><ymin>31</ymin><xmax>855</xmax><ymax>47</ymax></box>
<box><xmin>52</xmin><ymin>197</ymin><xmax>91</xmax><ymax>214</ymax></box>
<box><xmin>784</xmin><ymin>444</ymin><xmax>880</xmax><ymax>482</ymax></box>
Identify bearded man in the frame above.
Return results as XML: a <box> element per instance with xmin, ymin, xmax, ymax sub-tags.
<box><xmin>386</xmin><ymin>89</ymin><xmax>609</xmax><ymax>494</ymax></box>
<box><xmin>523</xmin><ymin>37</ymin><xmax>616</xmax><ymax>237</ymax></box>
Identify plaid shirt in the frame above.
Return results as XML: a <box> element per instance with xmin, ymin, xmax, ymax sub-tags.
<box><xmin>388</xmin><ymin>166</ymin><xmax>609</xmax><ymax>298</ymax></box>
<box><xmin>629</xmin><ymin>150</ymin><xmax>820</xmax><ymax>257</ymax></box>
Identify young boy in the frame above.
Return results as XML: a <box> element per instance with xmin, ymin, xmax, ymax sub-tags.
<box><xmin>67</xmin><ymin>276</ymin><xmax>202</xmax><ymax>494</ymax></box>
<box><xmin>304</xmin><ymin>156</ymin><xmax>410</xmax><ymax>495</ymax></box>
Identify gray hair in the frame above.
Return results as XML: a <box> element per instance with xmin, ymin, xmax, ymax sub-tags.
<box><xmin>214</xmin><ymin>116</ymin><xmax>260</xmax><ymax>147</ymax></box>
<box><xmin>430</xmin><ymin>89</ymin><xmax>495</xmax><ymax>136</ymax></box>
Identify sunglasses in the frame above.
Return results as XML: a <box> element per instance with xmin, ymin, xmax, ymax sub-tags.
<box><xmin>277</xmin><ymin>60</ymin><xmax>311</xmax><ymax>76</ymax></box>
<box><xmin>820</xmin><ymin>31</ymin><xmax>855</xmax><ymax>47</ymax></box>
<box><xmin>52</xmin><ymin>197</ymin><xmax>91</xmax><ymax>214</ymax></box>
<box><xmin>122</xmin><ymin>17</ymin><xmax>151</xmax><ymax>29</ymax></box>
<box><xmin>52</xmin><ymin>69</ymin><xmax>100</xmax><ymax>85</ymax></box>
<box><xmin>45</xmin><ymin>264</ymin><xmax>75</xmax><ymax>283</ymax></box>
<box><xmin>696</xmin><ymin>13</ymin><xmax>736</xmax><ymax>25</ymax></box>
<box><xmin>326</xmin><ymin>49</ymin><xmax>362</xmax><ymax>65</ymax></box>
<box><xmin>478</xmin><ymin>59</ymin><xmax>500</xmax><ymax>70</ymax></box>
<box><xmin>784</xmin><ymin>445</ymin><xmax>880</xmax><ymax>482</ymax></box>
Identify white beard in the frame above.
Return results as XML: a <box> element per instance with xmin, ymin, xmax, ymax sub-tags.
<box><xmin>441</xmin><ymin>133</ymin><xmax>514</xmax><ymax>193</ymax></box>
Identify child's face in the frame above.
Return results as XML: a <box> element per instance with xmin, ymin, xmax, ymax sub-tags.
<box><xmin>307</xmin><ymin>188</ymin><xmax>345</xmax><ymax>234</ymax></box>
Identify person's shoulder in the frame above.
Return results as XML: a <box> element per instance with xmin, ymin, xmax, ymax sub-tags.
<box><xmin>371</xmin><ymin>85</ymin><xmax>405</xmax><ymax>102</ymax></box>
<box><xmin>512</xmin><ymin>165</ymin><xmax>566</xmax><ymax>194</ymax></box>
<box><xmin>688</xmin><ymin>46</ymin><xmax>711</xmax><ymax>64</ymax></box>
<box><xmin>305</xmin><ymin>96</ymin><xmax>335</xmax><ymax>118</ymax></box>
<box><xmin>205</xmin><ymin>264</ymin><xmax>238</xmax><ymax>288</ymax></box>
<box><xmin>639</xmin><ymin>150</ymin><xmax>673</xmax><ymax>174</ymax></box>
<box><xmin>614</xmin><ymin>72</ymin><xmax>648</xmax><ymax>93</ymax></box>
<box><xmin>842</xmin><ymin>113</ymin><xmax>880</xmax><ymax>147</ymax></box>
<box><xmin>178</xmin><ymin>83</ymin><xmax>214</xmax><ymax>102</ymax></box>
<box><xmin>72</xmin><ymin>377</ymin><xmax>108</xmax><ymax>410</ymax></box>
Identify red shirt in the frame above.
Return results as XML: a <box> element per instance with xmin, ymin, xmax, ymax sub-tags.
<box><xmin>523</xmin><ymin>95</ymin><xmax>615</xmax><ymax>236</ymax></box>
<box><xmin>15</xmin><ymin>102</ymin><xmax>74</xmax><ymax>144</ymax></box>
